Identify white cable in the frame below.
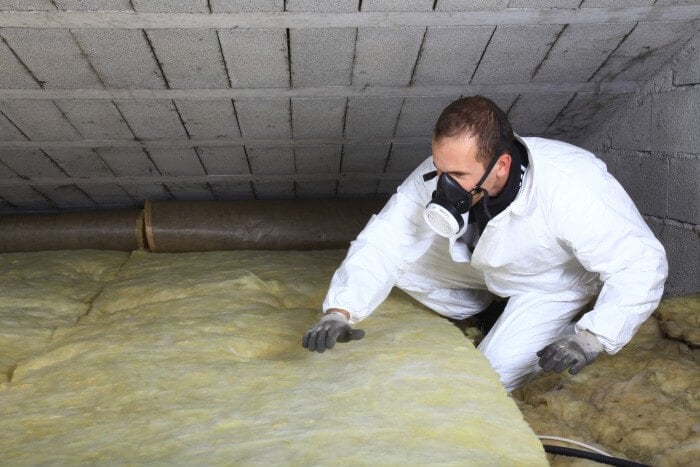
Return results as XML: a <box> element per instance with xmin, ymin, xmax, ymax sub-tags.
<box><xmin>538</xmin><ymin>435</ymin><xmax>613</xmax><ymax>457</ymax></box>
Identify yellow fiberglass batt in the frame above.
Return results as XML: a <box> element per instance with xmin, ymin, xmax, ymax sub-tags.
<box><xmin>0</xmin><ymin>250</ymin><xmax>129</xmax><ymax>383</ymax></box>
<box><xmin>0</xmin><ymin>250</ymin><xmax>546</xmax><ymax>466</ymax></box>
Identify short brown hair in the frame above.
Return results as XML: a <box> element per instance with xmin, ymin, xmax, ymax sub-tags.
<box><xmin>433</xmin><ymin>96</ymin><xmax>514</xmax><ymax>165</ymax></box>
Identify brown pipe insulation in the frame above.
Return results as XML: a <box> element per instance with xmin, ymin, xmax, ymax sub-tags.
<box><xmin>144</xmin><ymin>199</ymin><xmax>386</xmax><ymax>252</ymax></box>
<box><xmin>0</xmin><ymin>209</ymin><xmax>145</xmax><ymax>252</ymax></box>
<box><xmin>0</xmin><ymin>199</ymin><xmax>386</xmax><ymax>253</ymax></box>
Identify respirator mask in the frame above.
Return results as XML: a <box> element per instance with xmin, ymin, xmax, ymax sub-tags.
<box><xmin>422</xmin><ymin>154</ymin><xmax>501</xmax><ymax>238</ymax></box>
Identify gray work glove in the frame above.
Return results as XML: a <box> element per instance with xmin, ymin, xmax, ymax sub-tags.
<box><xmin>537</xmin><ymin>330</ymin><xmax>604</xmax><ymax>375</ymax></box>
<box><xmin>302</xmin><ymin>313</ymin><xmax>365</xmax><ymax>353</ymax></box>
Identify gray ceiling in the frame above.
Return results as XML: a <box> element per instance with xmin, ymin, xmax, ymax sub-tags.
<box><xmin>0</xmin><ymin>1</ymin><xmax>698</xmax><ymax>213</ymax></box>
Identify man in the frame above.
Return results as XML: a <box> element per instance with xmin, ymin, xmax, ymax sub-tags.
<box><xmin>302</xmin><ymin>96</ymin><xmax>668</xmax><ymax>392</ymax></box>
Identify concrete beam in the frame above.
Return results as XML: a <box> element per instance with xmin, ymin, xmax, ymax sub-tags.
<box><xmin>0</xmin><ymin>7</ymin><xmax>697</xmax><ymax>29</ymax></box>
<box><xmin>0</xmin><ymin>82</ymin><xmax>640</xmax><ymax>101</ymax></box>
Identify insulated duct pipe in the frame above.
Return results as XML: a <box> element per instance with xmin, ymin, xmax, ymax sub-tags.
<box><xmin>0</xmin><ymin>209</ymin><xmax>145</xmax><ymax>252</ymax></box>
<box><xmin>144</xmin><ymin>199</ymin><xmax>385</xmax><ymax>252</ymax></box>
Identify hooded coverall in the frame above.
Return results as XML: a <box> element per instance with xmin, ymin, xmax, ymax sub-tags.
<box><xmin>323</xmin><ymin>137</ymin><xmax>668</xmax><ymax>391</ymax></box>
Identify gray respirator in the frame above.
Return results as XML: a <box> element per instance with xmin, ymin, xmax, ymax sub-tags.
<box><xmin>422</xmin><ymin>155</ymin><xmax>501</xmax><ymax>238</ymax></box>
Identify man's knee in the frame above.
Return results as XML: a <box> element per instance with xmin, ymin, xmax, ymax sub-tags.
<box><xmin>481</xmin><ymin>347</ymin><xmax>540</xmax><ymax>392</ymax></box>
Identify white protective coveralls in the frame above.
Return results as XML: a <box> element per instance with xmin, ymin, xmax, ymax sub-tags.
<box><xmin>323</xmin><ymin>137</ymin><xmax>668</xmax><ymax>391</ymax></box>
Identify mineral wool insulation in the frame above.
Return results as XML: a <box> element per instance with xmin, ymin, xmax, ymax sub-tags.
<box><xmin>0</xmin><ymin>249</ymin><xmax>546</xmax><ymax>465</ymax></box>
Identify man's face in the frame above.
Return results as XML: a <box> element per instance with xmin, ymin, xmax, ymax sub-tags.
<box><xmin>431</xmin><ymin>134</ymin><xmax>509</xmax><ymax>203</ymax></box>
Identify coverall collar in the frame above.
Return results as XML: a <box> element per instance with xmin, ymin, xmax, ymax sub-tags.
<box><xmin>505</xmin><ymin>134</ymin><xmax>536</xmax><ymax>217</ymax></box>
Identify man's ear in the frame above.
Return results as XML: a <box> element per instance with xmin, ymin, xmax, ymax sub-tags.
<box><xmin>496</xmin><ymin>153</ymin><xmax>512</xmax><ymax>177</ymax></box>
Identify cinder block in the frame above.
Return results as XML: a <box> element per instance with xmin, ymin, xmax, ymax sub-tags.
<box><xmin>97</xmin><ymin>148</ymin><xmax>159</xmax><ymax>177</ymax></box>
<box><xmin>377</xmin><ymin>178</ymin><xmax>401</xmax><ymax>196</ymax></box>
<box><xmin>650</xmin><ymin>88</ymin><xmax>700</xmax><ymax>155</ymax></box>
<box><xmin>352</xmin><ymin>28</ymin><xmax>425</xmax><ymax>86</ymax></box>
<box><xmin>247</xmin><ymin>146</ymin><xmax>294</xmax><ymax>174</ymax></box>
<box><xmin>120</xmin><ymin>183</ymin><xmax>172</xmax><ymax>202</ymax></box>
<box><xmin>361</xmin><ymin>0</ymin><xmax>433</xmax><ymax>11</ymax></box>
<box><xmin>175</xmin><ymin>100</ymin><xmax>241</xmax><ymax>139</ymax></box>
<box><xmin>471</xmin><ymin>25</ymin><xmax>562</xmax><ymax>85</ymax></box>
<box><xmin>44</xmin><ymin>148</ymin><xmax>114</xmax><ymax>178</ymax></box>
<box><xmin>508</xmin><ymin>93</ymin><xmax>574</xmax><ymax>136</ymax></box>
<box><xmin>337</xmin><ymin>179</ymin><xmax>379</xmax><ymax>197</ymax></box>
<box><xmin>0</xmin><ymin>28</ymin><xmax>102</xmax><ymax>89</ymax></box>
<box><xmin>72</xmin><ymin>29</ymin><xmax>166</xmax><ymax>89</ymax></box>
<box><xmin>0</xmin><ymin>38</ymin><xmax>41</xmax><ymax>88</ymax></box>
<box><xmin>508</xmin><ymin>0</ymin><xmax>579</xmax><ymax>7</ymax></box>
<box><xmin>344</xmin><ymin>97</ymin><xmax>403</xmax><ymax>138</ymax></box>
<box><xmin>660</xmin><ymin>224</ymin><xmax>700</xmax><ymax>295</ymax></box>
<box><xmin>38</xmin><ymin>184</ymin><xmax>96</xmax><ymax>209</ymax></box>
<box><xmin>0</xmin><ymin>1</ymin><xmax>54</xmax><ymax>11</ymax></box>
<box><xmin>0</xmin><ymin>101</ymin><xmax>81</xmax><ymax>141</ymax></box>
<box><xmin>395</xmin><ymin>96</ymin><xmax>455</xmax><ymax>137</ymax></box>
<box><xmin>198</xmin><ymin>146</ymin><xmax>250</xmax><ymax>175</ymax></box>
<box><xmin>292</xmin><ymin>98</ymin><xmax>346</xmax><ymax>139</ymax></box>
<box><xmin>487</xmin><ymin>93</ymin><xmax>519</xmax><ymax>113</ymax></box>
<box><xmin>435</xmin><ymin>0</ymin><xmax>508</xmax><ymax>10</ymax></box>
<box><xmin>53</xmin><ymin>1</ymin><xmax>132</xmax><ymax>10</ymax></box>
<box><xmin>412</xmin><ymin>26</ymin><xmax>493</xmax><ymax>86</ymax></box>
<box><xmin>295</xmin><ymin>145</ymin><xmax>341</xmax><ymax>173</ymax></box>
<box><xmin>592</xmin><ymin>22</ymin><xmax>696</xmax><ymax>82</ymax></box>
<box><xmin>607</xmin><ymin>95</ymin><xmax>652</xmax><ymax>151</ymax></box>
<box><xmin>384</xmin><ymin>142</ymin><xmax>431</xmax><ymax>173</ymax></box>
<box><xmin>0</xmin><ymin>112</ymin><xmax>27</xmax><ymax>141</ymax></box>
<box><xmin>253</xmin><ymin>181</ymin><xmax>295</xmax><ymax>199</ymax></box>
<box><xmin>211</xmin><ymin>0</ymin><xmax>283</xmax><ymax>12</ymax></box>
<box><xmin>668</xmin><ymin>156</ymin><xmax>700</xmax><ymax>225</ymax></box>
<box><xmin>166</xmin><ymin>182</ymin><xmax>214</xmax><ymax>201</ymax></box>
<box><xmin>546</xmin><ymin>93</ymin><xmax>629</xmax><ymax>145</ymax></box>
<box><xmin>285</xmin><ymin>1</ymin><xmax>359</xmax><ymax>12</ymax></box>
<box><xmin>0</xmin><ymin>160</ymin><xmax>19</xmax><ymax>179</ymax></box>
<box><xmin>235</xmin><ymin>99</ymin><xmax>291</xmax><ymax>139</ymax></box>
<box><xmin>295</xmin><ymin>180</ymin><xmax>338</xmax><ymax>198</ymax></box>
<box><xmin>147</xmin><ymin>148</ymin><xmax>207</xmax><ymax>176</ymax></box>
<box><xmin>209</xmin><ymin>181</ymin><xmax>255</xmax><ymax>200</ymax></box>
<box><xmin>219</xmin><ymin>29</ymin><xmax>289</xmax><ymax>88</ymax></box>
<box><xmin>56</xmin><ymin>101</ymin><xmax>133</xmax><ymax>139</ymax></box>
<box><xmin>290</xmin><ymin>29</ymin><xmax>355</xmax><ymax>87</ymax></box>
<box><xmin>582</xmin><ymin>0</ymin><xmax>654</xmax><ymax>6</ymax></box>
<box><xmin>613</xmin><ymin>150</ymin><xmax>668</xmax><ymax>218</ymax></box>
<box><xmin>341</xmin><ymin>144</ymin><xmax>389</xmax><ymax>172</ymax></box>
<box><xmin>590</xmin><ymin>147</ymin><xmax>619</xmax><ymax>178</ymax></box>
<box><xmin>77</xmin><ymin>183</ymin><xmax>132</xmax><ymax>207</ymax></box>
<box><xmin>147</xmin><ymin>29</ymin><xmax>229</xmax><ymax>89</ymax></box>
<box><xmin>0</xmin><ymin>198</ymin><xmax>17</xmax><ymax>214</ymax></box>
<box><xmin>132</xmin><ymin>0</ymin><xmax>208</xmax><ymax>12</ymax></box>
<box><xmin>0</xmin><ymin>149</ymin><xmax>67</xmax><ymax>178</ymax></box>
<box><xmin>115</xmin><ymin>100</ymin><xmax>188</xmax><ymax>139</ymax></box>
<box><xmin>533</xmin><ymin>23</ymin><xmax>635</xmax><ymax>83</ymax></box>
<box><xmin>673</xmin><ymin>34</ymin><xmax>699</xmax><ymax>86</ymax></box>
<box><xmin>0</xmin><ymin>185</ymin><xmax>54</xmax><ymax>211</ymax></box>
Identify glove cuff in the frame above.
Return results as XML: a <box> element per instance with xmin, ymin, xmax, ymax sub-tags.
<box><xmin>576</xmin><ymin>330</ymin><xmax>604</xmax><ymax>355</ymax></box>
<box><xmin>320</xmin><ymin>311</ymin><xmax>349</xmax><ymax>324</ymax></box>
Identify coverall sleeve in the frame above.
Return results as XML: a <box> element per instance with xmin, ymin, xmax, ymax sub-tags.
<box><xmin>550</xmin><ymin>174</ymin><xmax>668</xmax><ymax>354</ymax></box>
<box><xmin>322</xmin><ymin>158</ymin><xmax>437</xmax><ymax>323</ymax></box>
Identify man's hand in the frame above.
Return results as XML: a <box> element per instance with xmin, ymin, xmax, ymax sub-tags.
<box><xmin>302</xmin><ymin>312</ymin><xmax>365</xmax><ymax>353</ymax></box>
<box><xmin>537</xmin><ymin>330</ymin><xmax>604</xmax><ymax>375</ymax></box>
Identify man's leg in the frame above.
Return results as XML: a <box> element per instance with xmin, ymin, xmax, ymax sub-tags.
<box><xmin>395</xmin><ymin>238</ymin><xmax>493</xmax><ymax>320</ymax></box>
<box><xmin>477</xmin><ymin>292</ymin><xmax>593</xmax><ymax>392</ymax></box>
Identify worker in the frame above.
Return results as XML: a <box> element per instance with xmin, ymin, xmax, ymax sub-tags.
<box><xmin>302</xmin><ymin>96</ymin><xmax>668</xmax><ymax>392</ymax></box>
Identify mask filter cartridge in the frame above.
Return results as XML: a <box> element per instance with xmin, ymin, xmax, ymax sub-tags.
<box><xmin>423</xmin><ymin>202</ymin><xmax>466</xmax><ymax>238</ymax></box>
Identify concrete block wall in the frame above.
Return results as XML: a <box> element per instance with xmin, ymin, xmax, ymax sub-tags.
<box><xmin>0</xmin><ymin>2</ymin><xmax>698</xmax><ymax>213</ymax></box>
<box><xmin>583</xmin><ymin>34</ymin><xmax>700</xmax><ymax>295</ymax></box>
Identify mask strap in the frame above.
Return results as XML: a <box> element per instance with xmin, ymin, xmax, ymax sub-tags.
<box><xmin>469</xmin><ymin>153</ymin><xmax>501</xmax><ymax>196</ymax></box>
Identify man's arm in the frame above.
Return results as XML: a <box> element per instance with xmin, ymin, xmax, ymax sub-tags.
<box><xmin>550</xmin><ymin>175</ymin><xmax>668</xmax><ymax>355</ymax></box>
<box><xmin>302</xmin><ymin>158</ymin><xmax>437</xmax><ymax>352</ymax></box>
